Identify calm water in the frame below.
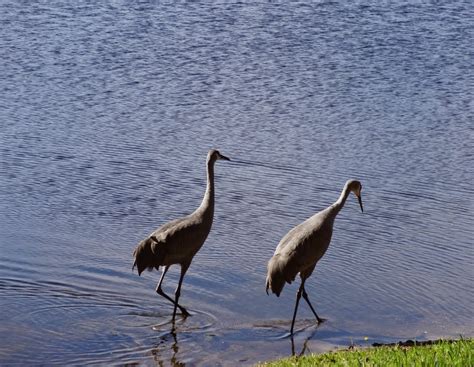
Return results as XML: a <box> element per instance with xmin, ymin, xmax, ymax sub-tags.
<box><xmin>1</xmin><ymin>1</ymin><xmax>473</xmax><ymax>365</ymax></box>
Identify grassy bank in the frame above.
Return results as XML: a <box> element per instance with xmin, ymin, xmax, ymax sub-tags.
<box><xmin>260</xmin><ymin>338</ymin><xmax>473</xmax><ymax>366</ymax></box>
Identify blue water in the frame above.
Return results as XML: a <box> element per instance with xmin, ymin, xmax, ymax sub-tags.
<box><xmin>1</xmin><ymin>1</ymin><xmax>473</xmax><ymax>365</ymax></box>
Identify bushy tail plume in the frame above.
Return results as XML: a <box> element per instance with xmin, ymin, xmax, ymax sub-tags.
<box><xmin>266</xmin><ymin>254</ymin><xmax>293</xmax><ymax>297</ymax></box>
<box><xmin>132</xmin><ymin>236</ymin><xmax>163</xmax><ymax>276</ymax></box>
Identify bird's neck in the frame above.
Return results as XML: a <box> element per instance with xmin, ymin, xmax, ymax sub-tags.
<box><xmin>329</xmin><ymin>183</ymin><xmax>351</xmax><ymax>216</ymax></box>
<box><xmin>198</xmin><ymin>159</ymin><xmax>215</xmax><ymax>215</ymax></box>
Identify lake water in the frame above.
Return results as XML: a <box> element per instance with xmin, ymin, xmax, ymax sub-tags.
<box><xmin>1</xmin><ymin>1</ymin><xmax>473</xmax><ymax>365</ymax></box>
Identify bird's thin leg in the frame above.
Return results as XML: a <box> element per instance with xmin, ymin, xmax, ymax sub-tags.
<box><xmin>290</xmin><ymin>282</ymin><xmax>304</xmax><ymax>335</ymax></box>
<box><xmin>291</xmin><ymin>335</ymin><xmax>296</xmax><ymax>356</ymax></box>
<box><xmin>155</xmin><ymin>265</ymin><xmax>189</xmax><ymax>316</ymax></box>
<box><xmin>172</xmin><ymin>263</ymin><xmax>190</xmax><ymax>321</ymax></box>
<box><xmin>302</xmin><ymin>286</ymin><xmax>323</xmax><ymax>324</ymax></box>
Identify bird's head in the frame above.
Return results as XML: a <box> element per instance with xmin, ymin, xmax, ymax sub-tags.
<box><xmin>347</xmin><ymin>179</ymin><xmax>363</xmax><ymax>212</ymax></box>
<box><xmin>207</xmin><ymin>149</ymin><xmax>230</xmax><ymax>163</ymax></box>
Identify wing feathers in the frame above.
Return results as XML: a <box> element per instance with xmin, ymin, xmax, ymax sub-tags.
<box><xmin>266</xmin><ymin>254</ymin><xmax>298</xmax><ymax>297</ymax></box>
<box><xmin>132</xmin><ymin>236</ymin><xmax>166</xmax><ymax>276</ymax></box>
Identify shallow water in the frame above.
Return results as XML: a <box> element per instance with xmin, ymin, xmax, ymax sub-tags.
<box><xmin>1</xmin><ymin>1</ymin><xmax>473</xmax><ymax>365</ymax></box>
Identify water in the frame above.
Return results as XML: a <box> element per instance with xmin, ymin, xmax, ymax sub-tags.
<box><xmin>1</xmin><ymin>1</ymin><xmax>473</xmax><ymax>365</ymax></box>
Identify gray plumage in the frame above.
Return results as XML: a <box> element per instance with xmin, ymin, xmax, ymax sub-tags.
<box><xmin>266</xmin><ymin>179</ymin><xmax>364</xmax><ymax>334</ymax></box>
<box><xmin>133</xmin><ymin>149</ymin><xmax>230</xmax><ymax>320</ymax></box>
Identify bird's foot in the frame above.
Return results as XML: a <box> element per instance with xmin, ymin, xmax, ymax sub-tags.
<box><xmin>180</xmin><ymin>308</ymin><xmax>190</xmax><ymax>318</ymax></box>
<box><xmin>317</xmin><ymin>317</ymin><xmax>326</xmax><ymax>324</ymax></box>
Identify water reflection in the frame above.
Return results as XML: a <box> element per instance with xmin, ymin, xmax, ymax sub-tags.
<box><xmin>151</xmin><ymin>329</ymin><xmax>184</xmax><ymax>367</ymax></box>
<box><xmin>291</xmin><ymin>335</ymin><xmax>310</xmax><ymax>357</ymax></box>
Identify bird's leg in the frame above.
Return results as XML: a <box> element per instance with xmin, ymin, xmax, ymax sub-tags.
<box><xmin>290</xmin><ymin>282</ymin><xmax>304</xmax><ymax>335</ymax></box>
<box><xmin>302</xmin><ymin>286</ymin><xmax>323</xmax><ymax>324</ymax></box>
<box><xmin>156</xmin><ymin>266</ymin><xmax>179</xmax><ymax>306</ymax></box>
<box><xmin>172</xmin><ymin>263</ymin><xmax>190</xmax><ymax>321</ymax></box>
<box><xmin>291</xmin><ymin>335</ymin><xmax>296</xmax><ymax>356</ymax></box>
<box><xmin>155</xmin><ymin>265</ymin><xmax>189</xmax><ymax>316</ymax></box>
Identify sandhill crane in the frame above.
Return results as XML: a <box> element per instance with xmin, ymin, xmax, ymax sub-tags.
<box><xmin>266</xmin><ymin>179</ymin><xmax>363</xmax><ymax>334</ymax></box>
<box><xmin>133</xmin><ymin>149</ymin><xmax>230</xmax><ymax>321</ymax></box>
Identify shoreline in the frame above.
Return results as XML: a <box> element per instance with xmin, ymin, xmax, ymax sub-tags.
<box><xmin>260</xmin><ymin>338</ymin><xmax>473</xmax><ymax>366</ymax></box>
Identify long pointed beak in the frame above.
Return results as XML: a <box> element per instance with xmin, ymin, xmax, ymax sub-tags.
<box><xmin>220</xmin><ymin>154</ymin><xmax>230</xmax><ymax>161</ymax></box>
<box><xmin>357</xmin><ymin>195</ymin><xmax>364</xmax><ymax>212</ymax></box>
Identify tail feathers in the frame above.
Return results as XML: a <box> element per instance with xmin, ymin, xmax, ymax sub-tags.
<box><xmin>132</xmin><ymin>259</ymin><xmax>137</xmax><ymax>272</ymax></box>
<box><xmin>132</xmin><ymin>236</ymin><xmax>165</xmax><ymax>276</ymax></box>
<box><xmin>266</xmin><ymin>254</ymin><xmax>295</xmax><ymax>297</ymax></box>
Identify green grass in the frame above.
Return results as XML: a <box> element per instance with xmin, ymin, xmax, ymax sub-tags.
<box><xmin>260</xmin><ymin>339</ymin><xmax>474</xmax><ymax>367</ymax></box>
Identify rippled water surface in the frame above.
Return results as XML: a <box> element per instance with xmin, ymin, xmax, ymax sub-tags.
<box><xmin>1</xmin><ymin>1</ymin><xmax>473</xmax><ymax>365</ymax></box>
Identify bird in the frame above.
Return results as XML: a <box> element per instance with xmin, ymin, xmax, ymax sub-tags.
<box><xmin>265</xmin><ymin>179</ymin><xmax>363</xmax><ymax>334</ymax></box>
<box><xmin>133</xmin><ymin>149</ymin><xmax>230</xmax><ymax>321</ymax></box>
